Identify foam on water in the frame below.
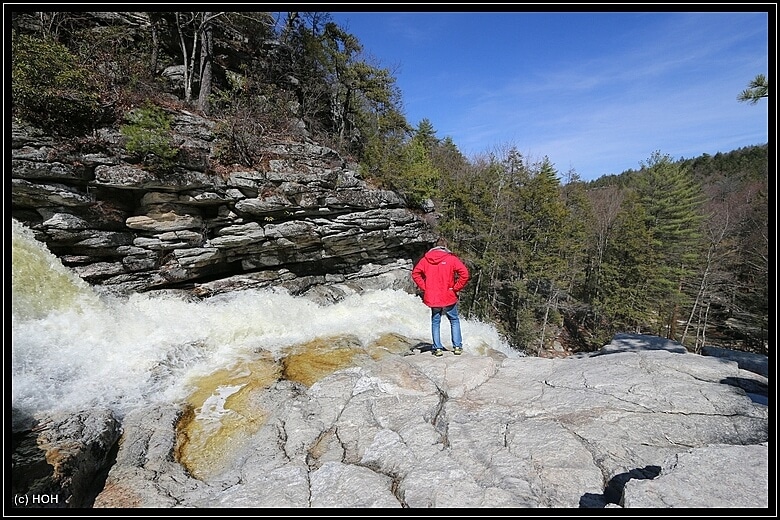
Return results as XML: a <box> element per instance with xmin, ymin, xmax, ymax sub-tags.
<box><xmin>11</xmin><ymin>218</ymin><xmax>518</xmax><ymax>419</ymax></box>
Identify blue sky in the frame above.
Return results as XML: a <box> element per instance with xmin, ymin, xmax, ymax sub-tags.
<box><xmin>327</xmin><ymin>9</ymin><xmax>770</xmax><ymax>181</ymax></box>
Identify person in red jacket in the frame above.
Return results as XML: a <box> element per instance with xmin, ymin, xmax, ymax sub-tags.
<box><xmin>412</xmin><ymin>237</ymin><xmax>470</xmax><ymax>356</ymax></box>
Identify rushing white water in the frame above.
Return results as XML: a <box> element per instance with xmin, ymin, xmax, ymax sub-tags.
<box><xmin>11</xmin><ymin>218</ymin><xmax>517</xmax><ymax>419</ymax></box>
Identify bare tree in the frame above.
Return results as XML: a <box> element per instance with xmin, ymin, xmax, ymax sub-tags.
<box><xmin>174</xmin><ymin>12</ymin><xmax>224</xmax><ymax>109</ymax></box>
<box><xmin>680</xmin><ymin>200</ymin><xmax>733</xmax><ymax>351</ymax></box>
<box><xmin>584</xmin><ymin>185</ymin><xmax>625</xmax><ymax>297</ymax></box>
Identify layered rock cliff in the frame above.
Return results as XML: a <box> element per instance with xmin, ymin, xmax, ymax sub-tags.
<box><xmin>11</xmin><ymin>118</ymin><xmax>435</xmax><ymax>298</ymax></box>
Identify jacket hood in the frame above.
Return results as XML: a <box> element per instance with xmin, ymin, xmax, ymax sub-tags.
<box><xmin>424</xmin><ymin>247</ymin><xmax>451</xmax><ymax>265</ymax></box>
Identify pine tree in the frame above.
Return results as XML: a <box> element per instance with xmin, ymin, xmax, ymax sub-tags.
<box><xmin>414</xmin><ymin>118</ymin><xmax>438</xmax><ymax>151</ymax></box>
<box><xmin>635</xmin><ymin>151</ymin><xmax>706</xmax><ymax>339</ymax></box>
<box><xmin>737</xmin><ymin>74</ymin><xmax>769</xmax><ymax>105</ymax></box>
<box><xmin>518</xmin><ymin>157</ymin><xmax>568</xmax><ymax>282</ymax></box>
<box><xmin>397</xmin><ymin>137</ymin><xmax>439</xmax><ymax>207</ymax></box>
<box><xmin>596</xmin><ymin>193</ymin><xmax>657</xmax><ymax>335</ymax></box>
<box><xmin>560</xmin><ymin>169</ymin><xmax>593</xmax><ymax>298</ymax></box>
<box><xmin>514</xmin><ymin>157</ymin><xmax>570</xmax><ymax>351</ymax></box>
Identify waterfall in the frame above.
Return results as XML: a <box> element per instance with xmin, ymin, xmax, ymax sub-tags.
<box><xmin>11</xmin><ymin>218</ymin><xmax>517</xmax><ymax>420</ymax></box>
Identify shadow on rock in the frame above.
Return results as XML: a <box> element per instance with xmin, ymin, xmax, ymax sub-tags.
<box><xmin>721</xmin><ymin>376</ymin><xmax>769</xmax><ymax>405</ymax></box>
<box><xmin>579</xmin><ymin>465</ymin><xmax>662</xmax><ymax>508</ymax></box>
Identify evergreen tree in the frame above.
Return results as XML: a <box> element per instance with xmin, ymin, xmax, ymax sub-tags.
<box><xmin>519</xmin><ymin>157</ymin><xmax>568</xmax><ymax>281</ymax></box>
<box><xmin>396</xmin><ymin>137</ymin><xmax>440</xmax><ymax>207</ymax></box>
<box><xmin>560</xmin><ymin>171</ymin><xmax>593</xmax><ymax>299</ymax></box>
<box><xmin>517</xmin><ymin>157</ymin><xmax>570</xmax><ymax>351</ymax></box>
<box><xmin>438</xmin><ymin>152</ymin><xmax>518</xmax><ymax>328</ymax></box>
<box><xmin>430</xmin><ymin>136</ymin><xmax>469</xmax><ymax>196</ymax></box>
<box><xmin>414</xmin><ymin>118</ymin><xmax>438</xmax><ymax>151</ymax></box>
<box><xmin>596</xmin><ymin>193</ymin><xmax>657</xmax><ymax>337</ymax></box>
<box><xmin>635</xmin><ymin>151</ymin><xmax>706</xmax><ymax>339</ymax></box>
<box><xmin>11</xmin><ymin>31</ymin><xmax>103</xmax><ymax>136</ymax></box>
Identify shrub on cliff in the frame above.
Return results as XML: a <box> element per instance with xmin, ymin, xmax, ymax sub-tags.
<box><xmin>11</xmin><ymin>32</ymin><xmax>104</xmax><ymax>137</ymax></box>
<box><xmin>120</xmin><ymin>103</ymin><xmax>178</xmax><ymax>171</ymax></box>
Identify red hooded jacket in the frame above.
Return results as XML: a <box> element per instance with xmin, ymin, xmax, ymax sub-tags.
<box><xmin>412</xmin><ymin>247</ymin><xmax>470</xmax><ymax>308</ymax></box>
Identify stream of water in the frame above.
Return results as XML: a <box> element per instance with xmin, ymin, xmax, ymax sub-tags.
<box><xmin>11</xmin><ymin>218</ymin><xmax>517</xmax><ymax>420</ymax></box>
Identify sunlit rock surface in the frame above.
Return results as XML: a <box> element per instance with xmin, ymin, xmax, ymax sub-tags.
<box><xmin>91</xmin><ymin>334</ymin><xmax>768</xmax><ymax>509</ymax></box>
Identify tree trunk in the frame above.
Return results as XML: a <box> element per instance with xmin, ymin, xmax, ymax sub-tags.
<box><xmin>186</xmin><ymin>25</ymin><xmax>200</xmax><ymax>103</ymax></box>
<box><xmin>537</xmin><ymin>289</ymin><xmax>557</xmax><ymax>356</ymax></box>
<box><xmin>197</xmin><ymin>13</ymin><xmax>214</xmax><ymax>114</ymax></box>
<box><xmin>149</xmin><ymin>13</ymin><xmax>159</xmax><ymax>75</ymax></box>
<box><xmin>682</xmin><ymin>263</ymin><xmax>710</xmax><ymax>345</ymax></box>
<box><xmin>175</xmin><ymin>13</ymin><xmax>193</xmax><ymax>102</ymax></box>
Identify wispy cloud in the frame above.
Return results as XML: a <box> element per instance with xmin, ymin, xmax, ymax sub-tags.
<box><xmin>332</xmin><ymin>11</ymin><xmax>769</xmax><ymax>179</ymax></box>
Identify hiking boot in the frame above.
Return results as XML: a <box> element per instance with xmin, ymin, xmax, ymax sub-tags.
<box><xmin>432</xmin><ymin>348</ymin><xmax>443</xmax><ymax>357</ymax></box>
<box><xmin>453</xmin><ymin>346</ymin><xmax>463</xmax><ymax>355</ymax></box>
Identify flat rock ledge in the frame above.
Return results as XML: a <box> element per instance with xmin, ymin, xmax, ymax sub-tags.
<box><xmin>91</xmin><ymin>335</ymin><xmax>768</xmax><ymax>510</ymax></box>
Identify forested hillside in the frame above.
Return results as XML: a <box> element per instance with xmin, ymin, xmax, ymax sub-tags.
<box><xmin>10</xmin><ymin>11</ymin><xmax>768</xmax><ymax>355</ymax></box>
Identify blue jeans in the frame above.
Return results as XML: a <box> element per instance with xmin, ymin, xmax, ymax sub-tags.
<box><xmin>431</xmin><ymin>304</ymin><xmax>462</xmax><ymax>350</ymax></box>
